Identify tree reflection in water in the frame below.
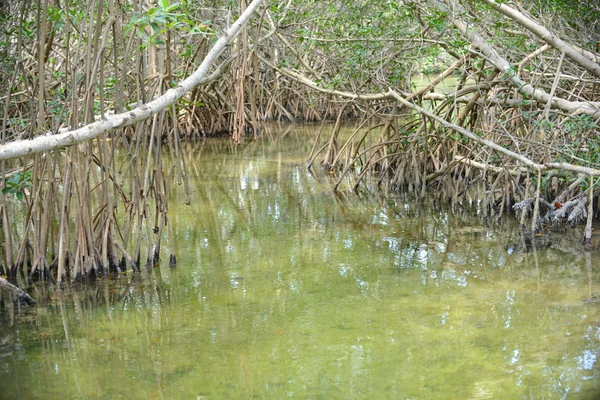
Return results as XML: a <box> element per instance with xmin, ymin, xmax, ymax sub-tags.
<box><xmin>1</xmin><ymin>124</ymin><xmax>599</xmax><ymax>399</ymax></box>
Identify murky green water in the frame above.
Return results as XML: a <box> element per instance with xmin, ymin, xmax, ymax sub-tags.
<box><xmin>1</xmin><ymin>124</ymin><xmax>600</xmax><ymax>399</ymax></box>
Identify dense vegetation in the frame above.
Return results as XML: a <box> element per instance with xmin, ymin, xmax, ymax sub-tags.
<box><xmin>0</xmin><ymin>0</ymin><xmax>599</xmax><ymax>284</ymax></box>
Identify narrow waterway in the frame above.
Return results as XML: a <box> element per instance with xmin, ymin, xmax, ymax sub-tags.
<box><xmin>1</xmin><ymin>124</ymin><xmax>599</xmax><ymax>399</ymax></box>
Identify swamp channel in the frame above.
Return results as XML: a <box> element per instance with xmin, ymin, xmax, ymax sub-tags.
<box><xmin>1</xmin><ymin>124</ymin><xmax>600</xmax><ymax>399</ymax></box>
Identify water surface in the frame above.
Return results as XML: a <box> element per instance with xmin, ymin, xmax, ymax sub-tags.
<box><xmin>1</xmin><ymin>123</ymin><xmax>600</xmax><ymax>399</ymax></box>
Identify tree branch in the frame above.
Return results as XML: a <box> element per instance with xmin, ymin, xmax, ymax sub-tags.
<box><xmin>439</xmin><ymin>0</ymin><xmax>600</xmax><ymax>118</ymax></box>
<box><xmin>482</xmin><ymin>0</ymin><xmax>600</xmax><ymax>78</ymax></box>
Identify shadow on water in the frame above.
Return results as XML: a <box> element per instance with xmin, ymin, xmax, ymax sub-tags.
<box><xmin>1</xmin><ymin>123</ymin><xmax>600</xmax><ymax>399</ymax></box>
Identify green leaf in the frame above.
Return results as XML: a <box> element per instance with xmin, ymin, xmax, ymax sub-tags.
<box><xmin>166</xmin><ymin>3</ymin><xmax>180</xmax><ymax>12</ymax></box>
<box><xmin>150</xmin><ymin>22</ymin><xmax>161</xmax><ymax>33</ymax></box>
<box><xmin>135</xmin><ymin>29</ymin><xmax>148</xmax><ymax>40</ymax></box>
<box><xmin>153</xmin><ymin>15</ymin><xmax>167</xmax><ymax>24</ymax></box>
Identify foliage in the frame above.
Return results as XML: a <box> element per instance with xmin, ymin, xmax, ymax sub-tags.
<box><xmin>125</xmin><ymin>0</ymin><xmax>213</xmax><ymax>47</ymax></box>
<box><xmin>2</xmin><ymin>171</ymin><xmax>32</xmax><ymax>201</ymax></box>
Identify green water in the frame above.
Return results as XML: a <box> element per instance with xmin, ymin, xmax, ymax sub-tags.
<box><xmin>1</xmin><ymin>124</ymin><xmax>600</xmax><ymax>399</ymax></box>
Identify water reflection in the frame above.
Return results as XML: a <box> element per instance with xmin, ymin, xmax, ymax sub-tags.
<box><xmin>1</xmin><ymin>123</ymin><xmax>600</xmax><ymax>399</ymax></box>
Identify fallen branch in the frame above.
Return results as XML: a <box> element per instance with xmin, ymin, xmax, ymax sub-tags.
<box><xmin>453</xmin><ymin>155</ymin><xmax>525</xmax><ymax>176</ymax></box>
<box><xmin>0</xmin><ymin>277</ymin><xmax>35</xmax><ymax>306</ymax></box>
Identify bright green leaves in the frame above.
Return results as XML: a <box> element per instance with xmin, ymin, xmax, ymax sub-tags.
<box><xmin>125</xmin><ymin>1</ymin><xmax>213</xmax><ymax>48</ymax></box>
<box><xmin>47</xmin><ymin>5</ymin><xmax>64</xmax><ymax>29</ymax></box>
<box><xmin>422</xmin><ymin>10</ymin><xmax>448</xmax><ymax>33</ymax></box>
<box><xmin>2</xmin><ymin>171</ymin><xmax>32</xmax><ymax>202</ymax></box>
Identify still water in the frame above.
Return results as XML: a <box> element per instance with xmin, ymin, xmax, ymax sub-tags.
<box><xmin>1</xmin><ymin>124</ymin><xmax>600</xmax><ymax>399</ymax></box>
